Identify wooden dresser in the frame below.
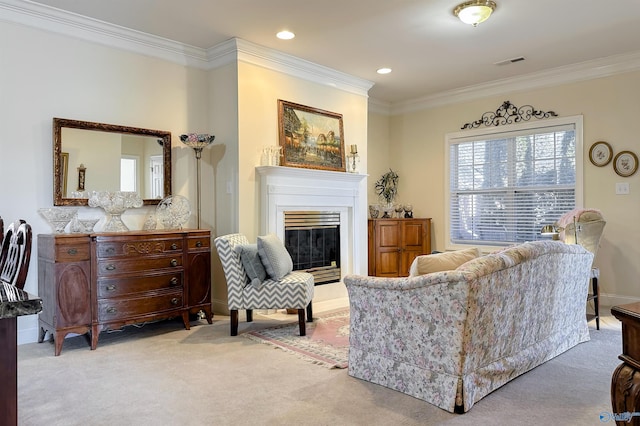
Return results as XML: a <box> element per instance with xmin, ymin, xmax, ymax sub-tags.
<box><xmin>368</xmin><ymin>218</ymin><xmax>431</xmax><ymax>277</ymax></box>
<box><xmin>37</xmin><ymin>229</ymin><xmax>212</xmax><ymax>356</ymax></box>
<box><xmin>611</xmin><ymin>303</ymin><xmax>640</xmax><ymax>425</ymax></box>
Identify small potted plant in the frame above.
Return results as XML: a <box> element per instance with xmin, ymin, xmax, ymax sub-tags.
<box><xmin>375</xmin><ymin>169</ymin><xmax>399</xmax><ymax>218</ymax></box>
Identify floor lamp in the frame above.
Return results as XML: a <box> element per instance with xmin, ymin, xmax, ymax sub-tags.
<box><xmin>180</xmin><ymin>133</ymin><xmax>215</xmax><ymax>229</ymax></box>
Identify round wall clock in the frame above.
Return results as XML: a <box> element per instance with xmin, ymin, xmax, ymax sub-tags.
<box><xmin>613</xmin><ymin>151</ymin><xmax>639</xmax><ymax>177</ymax></box>
<box><xmin>589</xmin><ymin>141</ymin><xmax>613</xmax><ymax>167</ymax></box>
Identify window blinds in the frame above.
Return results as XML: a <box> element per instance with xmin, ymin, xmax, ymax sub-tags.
<box><xmin>449</xmin><ymin>123</ymin><xmax>576</xmax><ymax>245</ymax></box>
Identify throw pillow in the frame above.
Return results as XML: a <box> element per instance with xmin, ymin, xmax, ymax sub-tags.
<box><xmin>257</xmin><ymin>234</ymin><xmax>293</xmax><ymax>280</ymax></box>
<box><xmin>234</xmin><ymin>244</ymin><xmax>267</xmax><ymax>287</ymax></box>
<box><xmin>409</xmin><ymin>247</ymin><xmax>481</xmax><ymax>276</ymax></box>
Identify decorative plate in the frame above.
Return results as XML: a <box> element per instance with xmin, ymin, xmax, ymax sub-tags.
<box><xmin>589</xmin><ymin>141</ymin><xmax>613</xmax><ymax>167</ymax></box>
<box><xmin>613</xmin><ymin>151</ymin><xmax>639</xmax><ymax>177</ymax></box>
<box><xmin>156</xmin><ymin>195</ymin><xmax>191</xmax><ymax>229</ymax></box>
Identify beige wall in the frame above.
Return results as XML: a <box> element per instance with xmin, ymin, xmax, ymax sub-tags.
<box><xmin>1</xmin><ymin>21</ymin><xmax>208</xmax><ymax>343</ymax></box>
<box><xmin>368</xmin><ymin>71</ymin><xmax>640</xmax><ymax>306</ymax></box>
<box><xmin>2</xmin><ymin>18</ymin><xmax>370</xmax><ymax>338</ymax></box>
<box><xmin>366</xmin><ymin>111</ymin><xmax>392</xmax><ymax>204</ymax></box>
<box><xmin>236</xmin><ymin>61</ymin><xmax>369</xmax><ymax>240</ymax></box>
<box><xmin>207</xmin><ymin>61</ymin><xmax>370</xmax><ymax>314</ymax></box>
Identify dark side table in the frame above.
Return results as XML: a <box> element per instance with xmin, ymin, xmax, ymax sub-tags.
<box><xmin>611</xmin><ymin>303</ymin><xmax>640</xmax><ymax>425</ymax></box>
<box><xmin>0</xmin><ymin>284</ymin><xmax>42</xmax><ymax>426</ymax></box>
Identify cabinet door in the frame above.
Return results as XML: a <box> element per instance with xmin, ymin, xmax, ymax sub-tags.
<box><xmin>375</xmin><ymin>220</ymin><xmax>402</xmax><ymax>277</ymax></box>
<box><xmin>54</xmin><ymin>261</ymin><xmax>91</xmax><ymax>328</ymax></box>
<box><xmin>400</xmin><ymin>220</ymin><xmax>430</xmax><ymax>276</ymax></box>
<box><xmin>185</xmin><ymin>232</ymin><xmax>213</xmax><ymax>322</ymax></box>
<box><xmin>187</xmin><ymin>251</ymin><xmax>211</xmax><ymax>307</ymax></box>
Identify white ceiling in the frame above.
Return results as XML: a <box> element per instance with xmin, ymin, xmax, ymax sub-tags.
<box><xmin>24</xmin><ymin>0</ymin><xmax>640</xmax><ymax>105</ymax></box>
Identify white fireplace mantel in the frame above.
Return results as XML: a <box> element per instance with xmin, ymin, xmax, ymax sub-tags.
<box><xmin>256</xmin><ymin>166</ymin><xmax>368</xmax><ymax>284</ymax></box>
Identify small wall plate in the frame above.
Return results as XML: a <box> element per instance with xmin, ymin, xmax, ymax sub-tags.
<box><xmin>589</xmin><ymin>141</ymin><xmax>613</xmax><ymax>167</ymax></box>
<box><xmin>613</xmin><ymin>151</ymin><xmax>639</xmax><ymax>177</ymax></box>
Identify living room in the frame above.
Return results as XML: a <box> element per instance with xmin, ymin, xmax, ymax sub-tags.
<box><xmin>1</xmin><ymin>0</ymin><xmax>639</xmax><ymax>423</ymax></box>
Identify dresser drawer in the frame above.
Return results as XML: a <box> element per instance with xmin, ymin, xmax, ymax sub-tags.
<box><xmin>55</xmin><ymin>243</ymin><xmax>91</xmax><ymax>262</ymax></box>
<box><xmin>96</xmin><ymin>272</ymin><xmax>183</xmax><ymax>298</ymax></box>
<box><xmin>38</xmin><ymin>234</ymin><xmax>91</xmax><ymax>262</ymax></box>
<box><xmin>187</xmin><ymin>235</ymin><xmax>210</xmax><ymax>250</ymax></box>
<box><xmin>97</xmin><ymin>290</ymin><xmax>184</xmax><ymax>321</ymax></box>
<box><xmin>96</xmin><ymin>255</ymin><xmax>183</xmax><ymax>276</ymax></box>
<box><xmin>95</xmin><ymin>238</ymin><xmax>183</xmax><ymax>258</ymax></box>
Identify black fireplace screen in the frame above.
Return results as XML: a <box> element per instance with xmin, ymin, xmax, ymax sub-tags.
<box><xmin>284</xmin><ymin>211</ymin><xmax>341</xmax><ymax>285</ymax></box>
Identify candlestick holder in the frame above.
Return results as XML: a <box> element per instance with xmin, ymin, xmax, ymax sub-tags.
<box><xmin>346</xmin><ymin>144</ymin><xmax>359</xmax><ymax>173</ymax></box>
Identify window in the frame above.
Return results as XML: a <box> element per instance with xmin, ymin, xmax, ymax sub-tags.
<box><xmin>445</xmin><ymin>116</ymin><xmax>583</xmax><ymax>249</ymax></box>
<box><xmin>120</xmin><ymin>156</ymin><xmax>138</xmax><ymax>192</ymax></box>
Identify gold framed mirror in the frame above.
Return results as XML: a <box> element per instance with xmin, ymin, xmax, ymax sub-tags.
<box><xmin>53</xmin><ymin>118</ymin><xmax>172</xmax><ymax>206</ymax></box>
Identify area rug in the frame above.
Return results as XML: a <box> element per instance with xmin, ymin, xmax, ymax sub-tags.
<box><xmin>245</xmin><ymin>308</ymin><xmax>349</xmax><ymax>369</ymax></box>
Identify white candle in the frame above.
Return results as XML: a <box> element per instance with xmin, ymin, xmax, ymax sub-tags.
<box><xmin>350</xmin><ymin>144</ymin><xmax>358</xmax><ymax>154</ymax></box>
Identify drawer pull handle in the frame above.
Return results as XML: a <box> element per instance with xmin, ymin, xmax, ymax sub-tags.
<box><xmin>106</xmin><ymin>307</ymin><xmax>117</xmax><ymax>314</ymax></box>
<box><xmin>67</xmin><ymin>248</ymin><xmax>78</xmax><ymax>255</ymax></box>
<box><xmin>105</xmin><ymin>264</ymin><xmax>116</xmax><ymax>271</ymax></box>
<box><xmin>106</xmin><ymin>284</ymin><xmax>117</xmax><ymax>292</ymax></box>
<box><xmin>106</xmin><ymin>247</ymin><xmax>115</xmax><ymax>254</ymax></box>
<box><xmin>170</xmin><ymin>259</ymin><xmax>178</xmax><ymax>267</ymax></box>
<box><xmin>171</xmin><ymin>298</ymin><xmax>179</xmax><ymax>305</ymax></box>
<box><xmin>170</xmin><ymin>243</ymin><xmax>178</xmax><ymax>250</ymax></box>
<box><xmin>170</xmin><ymin>277</ymin><xmax>178</xmax><ymax>285</ymax></box>
<box><xmin>195</xmin><ymin>241</ymin><xmax>202</xmax><ymax>248</ymax></box>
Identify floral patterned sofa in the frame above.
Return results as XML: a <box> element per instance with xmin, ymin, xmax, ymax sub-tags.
<box><xmin>344</xmin><ymin>240</ymin><xmax>594</xmax><ymax>413</ymax></box>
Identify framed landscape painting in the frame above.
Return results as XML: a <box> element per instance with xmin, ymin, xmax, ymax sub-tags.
<box><xmin>278</xmin><ymin>100</ymin><xmax>346</xmax><ymax>172</ymax></box>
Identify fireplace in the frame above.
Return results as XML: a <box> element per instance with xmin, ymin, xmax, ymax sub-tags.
<box><xmin>284</xmin><ymin>211</ymin><xmax>341</xmax><ymax>285</ymax></box>
<box><xmin>256</xmin><ymin>165</ymin><xmax>367</xmax><ymax>302</ymax></box>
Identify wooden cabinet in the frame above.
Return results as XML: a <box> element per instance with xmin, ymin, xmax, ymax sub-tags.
<box><xmin>38</xmin><ymin>234</ymin><xmax>92</xmax><ymax>356</ymax></box>
<box><xmin>38</xmin><ymin>230</ymin><xmax>212</xmax><ymax>355</ymax></box>
<box><xmin>368</xmin><ymin>218</ymin><xmax>431</xmax><ymax>277</ymax></box>
<box><xmin>611</xmin><ymin>303</ymin><xmax>640</xmax><ymax>424</ymax></box>
<box><xmin>185</xmin><ymin>231</ymin><xmax>212</xmax><ymax>320</ymax></box>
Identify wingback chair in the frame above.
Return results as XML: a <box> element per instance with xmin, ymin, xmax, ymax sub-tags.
<box><xmin>214</xmin><ymin>233</ymin><xmax>314</xmax><ymax>336</ymax></box>
<box><xmin>556</xmin><ymin>208</ymin><xmax>606</xmax><ymax>329</ymax></box>
<box><xmin>0</xmin><ymin>219</ymin><xmax>33</xmax><ymax>289</ymax></box>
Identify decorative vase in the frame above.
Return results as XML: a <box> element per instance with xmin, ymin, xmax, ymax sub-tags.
<box><xmin>38</xmin><ymin>207</ymin><xmax>78</xmax><ymax>234</ymax></box>
<box><xmin>382</xmin><ymin>204</ymin><xmax>394</xmax><ymax>218</ymax></box>
<box><xmin>88</xmin><ymin>191</ymin><xmax>143</xmax><ymax>232</ymax></box>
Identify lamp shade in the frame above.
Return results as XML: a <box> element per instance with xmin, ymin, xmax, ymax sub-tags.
<box><xmin>180</xmin><ymin>133</ymin><xmax>215</xmax><ymax>159</ymax></box>
<box><xmin>454</xmin><ymin>1</ymin><xmax>496</xmax><ymax>26</ymax></box>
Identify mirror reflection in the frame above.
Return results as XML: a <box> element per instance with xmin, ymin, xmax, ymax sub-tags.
<box><xmin>53</xmin><ymin>118</ymin><xmax>172</xmax><ymax>206</ymax></box>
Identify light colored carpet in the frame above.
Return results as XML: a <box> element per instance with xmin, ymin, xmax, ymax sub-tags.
<box><xmin>17</xmin><ymin>309</ymin><xmax>621</xmax><ymax>426</ymax></box>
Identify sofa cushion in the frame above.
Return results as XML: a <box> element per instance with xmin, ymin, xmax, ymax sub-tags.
<box><xmin>257</xmin><ymin>234</ymin><xmax>293</xmax><ymax>280</ymax></box>
<box><xmin>409</xmin><ymin>247</ymin><xmax>481</xmax><ymax>276</ymax></box>
<box><xmin>234</xmin><ymin>244</ymin><xmax>267</xmax><ymax>287</ymax></box>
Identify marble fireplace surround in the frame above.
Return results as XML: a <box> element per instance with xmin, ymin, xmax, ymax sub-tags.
<box><xmin>256</xmin><ymin>166</ymin><xmax>367</xmax><ymax>302</ymax></box>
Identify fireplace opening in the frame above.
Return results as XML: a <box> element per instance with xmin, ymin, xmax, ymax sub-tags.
<box><xmin>284</xmin><ymin>211</ymin><xmax>341</xmax><ymax>286</ymax></box>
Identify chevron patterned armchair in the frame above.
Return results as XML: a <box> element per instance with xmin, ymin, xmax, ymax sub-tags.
<box><xmin>214</xmin><ymin>233</ymin><xmax>314</xmax><ymax>336</ymax></box>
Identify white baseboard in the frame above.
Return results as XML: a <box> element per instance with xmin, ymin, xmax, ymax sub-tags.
<box><xmin>601</xmin><ymin>293</ymin><xmax>640</xmax><ymax>308</ymax></box>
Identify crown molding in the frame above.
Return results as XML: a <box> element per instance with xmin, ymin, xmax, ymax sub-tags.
<box><xmin>367</xmin><ymin>98</ymin><xmax>392</xmax><ymax>116</ymax></box>
<box><xmin>0</xmin><ymin>0</ymin><xmax>209</xmax><ymax>67</ymax></box>
<box><xmin>207</xmin><ymin>38</ymin><xmax>374</xmax><ymax>97</ymax></box>
<box><xmin>386</xmin><ymin>50</ymin><xmax>640</xmax><ymax>115</ymax></box>
<box><xmin>0</xmin><ymin>0</ymin><xmax>373</xmax><ymax>97</ymax></box>
<box><xmin>9</xmin><ymin>0</ymin><xmax>635</xmax><ymax>112</ymax></box>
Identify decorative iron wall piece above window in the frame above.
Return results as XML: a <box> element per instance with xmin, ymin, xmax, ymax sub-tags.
<box><xmin>461</xmin><ymin>100</ymin><xmax>558</xmax><ymax>130</ymax></box>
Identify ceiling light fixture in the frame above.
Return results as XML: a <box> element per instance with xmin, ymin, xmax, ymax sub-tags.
<box><xmin>453</xmin><ymin>1</ymin><xmax>496</xmax><ymax>27</ymax></box>
<box><xmin>276</xmin><ymin>30</ymin><xmax>295</xmax><ymax>40</ymax></box>
<box><xmin>377</xmin><ymin>68</ymin><xmax>392</xmax><ymax>75</ymax></box>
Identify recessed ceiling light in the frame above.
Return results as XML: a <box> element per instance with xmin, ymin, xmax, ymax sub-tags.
<box><xmin>276</xmin><ymin>30</ymin><xmax>295</xmax><ymax>40</ymax></box>
<box><xmin>377</xmin><ymin>68</ymin><xmax>392</xmax><ymax>75</ymax></box>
